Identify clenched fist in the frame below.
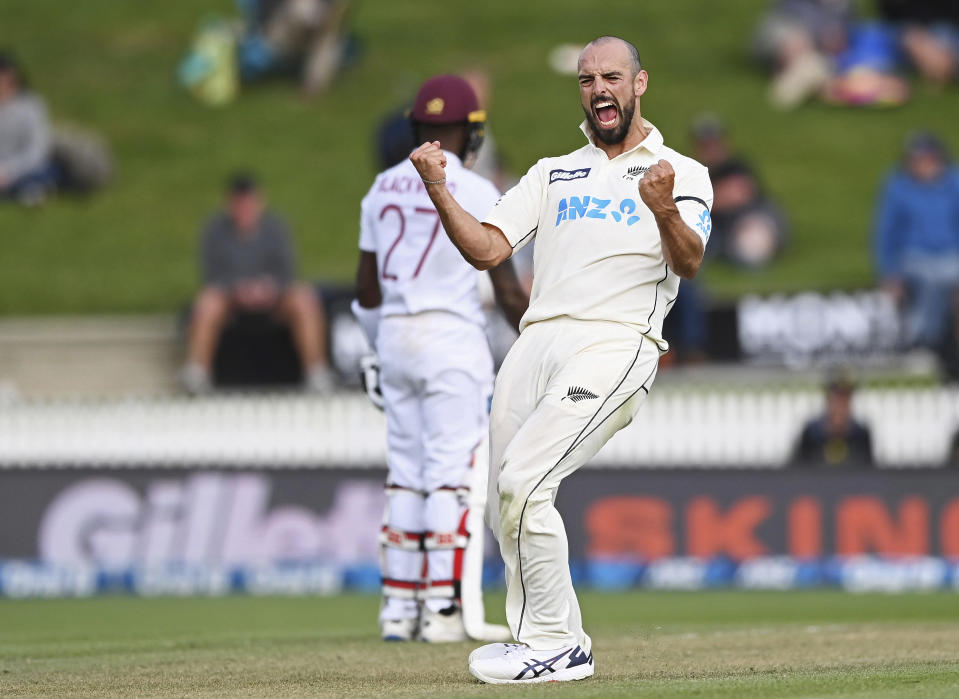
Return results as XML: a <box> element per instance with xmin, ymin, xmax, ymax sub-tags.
<box><xmin>638</xmin><ymin>159</ymin><xmax>676</xmax><ymax>215</ymax></box>
<box><xmin>409</xmin><ymin>141</ymin><xmax>448</xmax><ymax>184</ymax></box>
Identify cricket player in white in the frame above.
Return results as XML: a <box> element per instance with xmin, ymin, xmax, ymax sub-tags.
<box><xmin>353</xmin><ymin>75</ymin><xmax>527</xmax><ymax>643</ymax></box>
<box><xmin>409</xmin><ymin>37</ymin><xmax>714</xmax><ymax>683</ymax></box>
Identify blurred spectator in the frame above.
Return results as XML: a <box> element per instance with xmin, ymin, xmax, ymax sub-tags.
<box><xmin>182</xmin><ymin>174</ymin><xmax>333</xmax><ymax>394</ymax></box>
<box><xmin>793</xmin><ymin>376</ymin><xmax>874</xmax><ymax>467</ymax></box>
<box><xmin>879</xmin><ymin>0</ymin><xmax>959</xmax><ymax>85</ymax></box>
<box><xmin>179</xmin><ymin>18</ymin><xmax>240</xmax><ymax>106</ymax></box>
<box><xmin>753</xmin><ymin>0</ymin><xmax>854</xmax><ymax>109</ymax></box>
<box><xmin>180</xmin><ymin>1</ymin><xmax>356</xmax><ymax>104</ymax></box>
<box><xmin>874</xmin><ymin>132</ymin><xmax>959</xmax><ymax>354</ymax></box>
<box><xmin>753</xmin><ymin>0</ymin><xmax>958</xmax><ymax>109</ymax></box>
<box><xmin>661</xmin><ymin>282</ymin><xmax>709</xmax><ymax>366</ymax></box>
<box><xmin>238</xmin><ymin>0</ymin><xmax>354</xmax><ymax>95</ymax></box>
<box><xmin>0</xmin><ymin>52</ymin><xmax>54</xmax><ymax>205</ymax></box>
<box><xmin>374</xmin><ymin>107</ymin><xmax>415</xmax><ymax>171</ymax></box>
<box><xmin>691</xmin><ymin>114</ymin><xmax>788</xmax><ymax>268</ymax></box>
<box><xmin>821</xmin><ymin>21</ymin><xmax>910</xmax><ymax>107</ymax></box>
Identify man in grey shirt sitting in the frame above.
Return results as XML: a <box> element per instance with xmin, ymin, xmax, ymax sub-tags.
<box><xmin>183</xmin><ymin>173</ymin><xmax>333</xmax><ymax>393</ymax></box>
<box><xmin>0</xmin><ymin>52</ymin><xmax>54</xmax><ymax>204</ymax></box>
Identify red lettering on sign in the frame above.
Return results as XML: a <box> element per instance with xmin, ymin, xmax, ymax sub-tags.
<box><xmin>788</xmin><ymin>497</ymin><xmax>822</xmax><ymax>558</ymax></box>
<box><xmin>939</xmin><ymin>497</ymin><xmax>959</xmax><ymax>557</ymax></box>
<box><xmin>836</xmin><ymin>496</ymin><xmax>929</xmax><ymax>556</ymax></box>
<box><xmin>585</xmin><ymin>496</ymin><xmax>674</xmax><ymax>559</ymax></box>
<box><xmin>685</xmin><ymin>496</ymin><xmax>771</xmax><ymax>560</ymax></box>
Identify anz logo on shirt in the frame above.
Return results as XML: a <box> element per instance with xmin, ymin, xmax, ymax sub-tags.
<box><xmin>555</xmin><ymin>195</ymin><xmax>641</xmax><ymax>228</ymax></box>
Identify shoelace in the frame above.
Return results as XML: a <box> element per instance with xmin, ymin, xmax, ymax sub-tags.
<box><xmin>503</xmin><ymin>643</ymin><xmax>527</xmax><ymax>656</ymax></box>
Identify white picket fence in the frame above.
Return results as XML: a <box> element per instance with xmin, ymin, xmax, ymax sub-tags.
<box><xmin>1</xmin><ymin>388</ymin><xmax>957</xmax><ymax>467</ymax></box>
<box><xmin>598</xmin><ymin>387</ymin><xmax>959</xmax><ymax>467</ymax></box>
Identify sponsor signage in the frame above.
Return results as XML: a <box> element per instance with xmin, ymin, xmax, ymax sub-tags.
<box><xmin>1</xmin><ymin>468</ymin><xmax>957</xmax><ymax>596</ymax></box>
<box><xmin>737</xmin><ymin>290</ymin><xmax>902</xmax><ymax>366</ymax></box>
<box><xmin>326</xmin><ymin>287</ymin><xmax>904</xmax><ymax>376</ymax></box>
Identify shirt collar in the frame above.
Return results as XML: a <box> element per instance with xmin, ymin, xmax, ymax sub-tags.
<box><xmin>579</xmin><ymin>118</ymin><xmax>664</xmax><ymax>158</ymax></box>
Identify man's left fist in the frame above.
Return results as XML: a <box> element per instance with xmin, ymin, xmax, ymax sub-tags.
<box><xmin>638</xmin><ymin>159</ymin><xmax>676</xmax><ymax>215</ymax></box>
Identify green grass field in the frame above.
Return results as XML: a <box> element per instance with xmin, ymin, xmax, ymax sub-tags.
<box><xmin>2</xmin><ymin>591</ymin><xmax>958</xmax><ymax>697</ymax></box>
<box><xmin>2</xmin><ymin>0</ymin><xmax>959</xmax><ymax>314</ymax></box>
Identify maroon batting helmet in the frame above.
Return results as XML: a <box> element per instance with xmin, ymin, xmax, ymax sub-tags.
<box><xmin>410</xmin><ymin>75</ymin><xmax>486</xmax><ymax>159</ymax></box>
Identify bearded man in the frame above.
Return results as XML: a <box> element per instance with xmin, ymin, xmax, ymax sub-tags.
<box><xmin>409</xmin><ymin>35</ymin><xmax>714</xmax><ymax>684</ymax></box>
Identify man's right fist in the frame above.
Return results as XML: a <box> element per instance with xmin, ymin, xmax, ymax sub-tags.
<box><xmin>410</xmin><ymin>141</ymin><xmax>448</xmax><ymax>183</ymax></box>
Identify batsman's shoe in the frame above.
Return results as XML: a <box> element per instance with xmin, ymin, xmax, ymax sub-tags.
<box><xmin>380</xmin><ymin>617</ymin><xmax>417</xmax><ymax>642</ymax></box>
<box><xmin>468</xmin><ymin>642</ymin><xmax>594</xmax><ymax>684</ymax></box>
<box><xmin>420</xmin><ymin>605</ymin><xmax>468</xmax><ymax>643</ymax></box>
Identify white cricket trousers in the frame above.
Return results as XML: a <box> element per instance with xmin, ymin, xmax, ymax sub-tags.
<box><xmin>488</xmin><ymin>317</ymin><xmax>660</xmax><ymax>652</ymax></box>
<box><xmin>378</xmin><ymin>311</ymin><xmax>493</xmax><ymax>620</ymax></box>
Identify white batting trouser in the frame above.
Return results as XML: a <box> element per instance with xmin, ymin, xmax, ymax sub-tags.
<box><xmin>378</xmin><ymin>311</ymin><xmax>493</xmax><ymax>620</ymax></box>
<box><xmin>488</xmin><ymin>317</ymin><xmax>660</xmax><ymax>652</ymax></box>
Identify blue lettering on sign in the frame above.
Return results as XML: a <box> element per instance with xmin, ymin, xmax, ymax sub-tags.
<box><xmin>696</xmin><ymin>209</ymin><xmax>712</xmax><ymax>240</ymax></box>
<box><xmin>555</xmin><ymin>194</ymin><xmax>641</xmax><ymax>229</ymax></box>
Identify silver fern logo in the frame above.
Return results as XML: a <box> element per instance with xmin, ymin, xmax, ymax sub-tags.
<box><xmin>623</xmin><ymin>166</ymin><xmax>649</xmax><ymax>181</ymax></box>
<box><xmin>563</xmin><ymin>386</ymin><xmax>599</xmax><ymax>403</ymax></box>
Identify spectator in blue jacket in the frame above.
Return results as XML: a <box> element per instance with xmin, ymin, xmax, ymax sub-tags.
<box><xmin>875</xmin><ymin>131</ymin><xmax>959</xmax><ymax>352</ymax></box>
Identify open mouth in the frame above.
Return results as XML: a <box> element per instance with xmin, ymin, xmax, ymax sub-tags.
<box><xmin>593</xmin><ymin>99</ymin><xmax>619</xmax><ymax>129</ymax></box>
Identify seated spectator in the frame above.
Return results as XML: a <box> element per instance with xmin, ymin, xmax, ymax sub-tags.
<box><xmin>691</xmin><ymin>115</ymin><xmax>788</xmax><ymax>268</ymax></box>
<box><xmin>793</xmin><ymin>376</ymin><xmax>874</xmax><ymax>467</ymax></box>
<box><xmin>879</xmin><ymin>0</ymin><xmax>959</xmax><ymax>85</ymax></box>
<box><xmin>874</xmin><ymin>132</ymin><xmax>959</xmax><ymax>354</ymax></box>
<box><xmin>821</xmin><ymin>21</ymin><xmax>910</xmax><ymax>107</ymax></box>
<box><xmin>237</xmin><ymin>0</ymin><xmax>354</xmax><ymax>96</ymax></box>
<box><xmin>0</xmin><ymin>52</ymin><xmax>55</xmax><ymax>205</ymax></box>
<box><xmin>182</xmin><ymin>173</ymin><xmax>333</xmax><ymax>394</ymax></box>
<box><xmin>753</xmin><ymin>0</ymin><xmax>855</xmax><ymax>109</ymax></box>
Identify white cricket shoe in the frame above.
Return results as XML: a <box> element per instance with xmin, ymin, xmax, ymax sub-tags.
<box><xmin>380</xmin><ymin>617</ymin><xmax>417</xmax><ymax>642</ymax></box>
<box><xmin>468</xmin><ymin>642</ymin><xmax>523</xmax><ymax>662</ymax></box>
<box><xmin>420</xmin><ymin>605</ymin><xmax>468</xmax><ymax>643</ymax></box>
<box><xmin>468</xmin><ymin>642</ymin><xmax>594</xmax><ymax>684</ymax></box>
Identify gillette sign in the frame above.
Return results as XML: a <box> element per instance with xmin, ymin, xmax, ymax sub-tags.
<box><xmin>36</xmin><ymin>472</ymin><xmax>384</xmax><ymax>566</ymax></box>
<box><xmin>549</xmin><ymin>167</ymin><xmax>590</xmax><ymax>184</ymax></box>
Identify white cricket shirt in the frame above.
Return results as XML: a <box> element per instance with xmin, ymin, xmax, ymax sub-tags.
<box><xmin>483</xmin><ymin>119</ymin><xmax>713</xmax><ymax>351</ymax></box>
<box><xmin>360</xmin><ymin>152</ymin><xmax>500</xmax><ymax>326</ymax></box>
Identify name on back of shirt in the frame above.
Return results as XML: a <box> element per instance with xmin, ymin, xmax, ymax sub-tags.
<box><xmin>377</xmin><ymin>175</ymin><xmax>458</xmax><ymax>196</ymax></box>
